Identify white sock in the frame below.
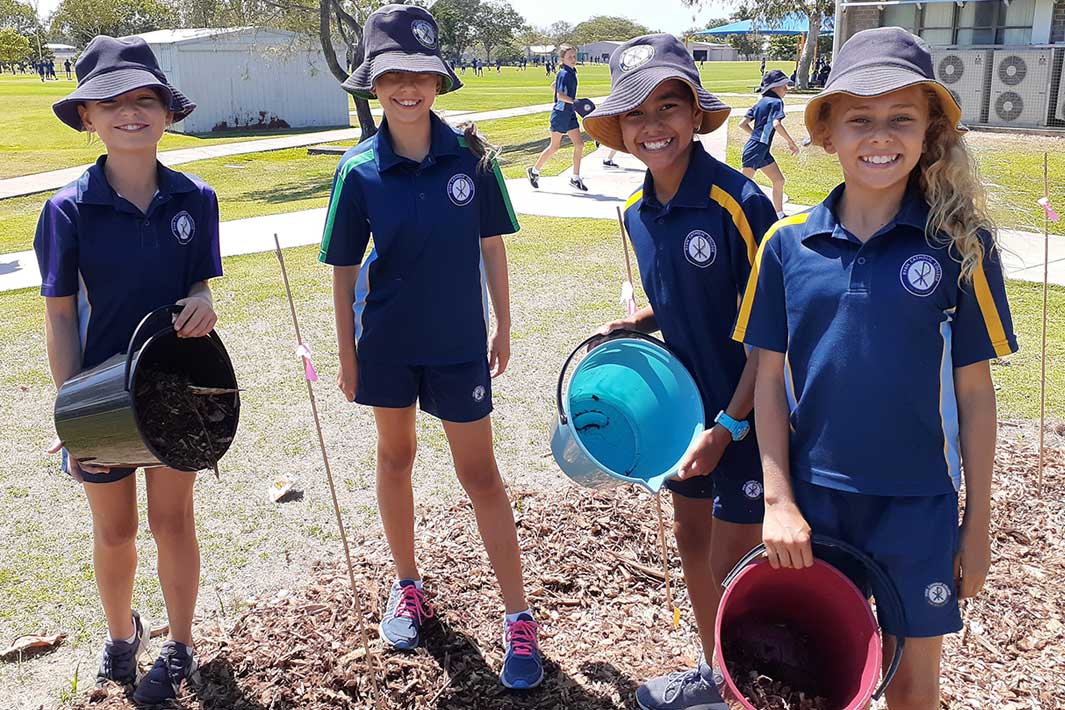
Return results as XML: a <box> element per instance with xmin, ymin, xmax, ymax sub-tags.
<box><xmin>777</xmin><ymin>211</ymin><xmax>787</xmax><ymax>219</ymax></box>
<box><xmin>505</xmin><ymin>608</ymin><xmax>533</xmax><ymax>623</ymax></box>
<box><xmin>107</xmin><ymin>619</ymin><xmax>138</xmax><ymax>644</ymax></box>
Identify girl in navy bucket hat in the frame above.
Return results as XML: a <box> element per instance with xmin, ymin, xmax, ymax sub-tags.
<box><xmin>35</xmin><ymin>34</ymin><xmax>221</xmax><ymax>704</ymax></box>
<box><xmin>585</xmin><ymin>33</ymin><xmax>778</xmax><ymax>710</ymax></box>
<box><xmin>736</xmin><ymin>26</ymin><xmax>1015</xmax><ymax>708</ymax></box>
<box><xmin>739</xmin><ymin>69</ymin><xmax>799</xmax><ymax>218</ymax></box>
<box><xmin>319</xmin><ymin>4</ymin><xmax>543</xmax><ymax>690</ymax></box>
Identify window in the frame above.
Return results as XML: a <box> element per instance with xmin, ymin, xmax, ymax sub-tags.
<box><xmin>883</xmin><ymin>4</ymin><xmax>918</xmax><ymax>32</ymax></box>
<box><xmin>920</xmin><ymin>2</ymin><xmax>956</xmax><ymax>45</ymax></box>
<box><xmin>920</xmin><ymin>0</ymin><xmax>1036</xmax><ymax>46</ymax></box>
<box><xmin>998</xmin><ymin>0</ymin><xmax>1035</xmax><ymax>43</ymax></box>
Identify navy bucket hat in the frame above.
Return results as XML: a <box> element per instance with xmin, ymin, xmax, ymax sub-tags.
<box><xmin>343</xmin><ymin>4</ymin><xmax>462</xmax><ymax>100</ymax></box>
<box><xmin>52</xmin><ymin>35</ymin><xmax>195</xmax><ymax>132</ymax></box>
<box><xmin>584</xmin><ymin>33</ymin><xmax>730</xmax><ymax>153</ymax></box>
<box><xmin>759</xmin><ymin>69</ymin><xmax>792</xmax><ymax>95</ymax></box>
<box><xmin>804</xmin><ymin>27</ymin><xmax>963</xmax><ymax>145</ymax></box>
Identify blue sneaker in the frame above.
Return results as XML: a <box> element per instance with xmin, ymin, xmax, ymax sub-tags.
<box><xmin>379</xmin><ymin>580</ymin><xmax>434</xmax><ymax>650</ymax></box>
<box><xmin>132</xmin><ymin>640</ymin><xmax>199</xmax><ymax>705</ymax></box>
<box><xmin>500</xmin><ymin>613</ymin><xmax>543</xmax><ymax>689</ymax></box>
<box><xmin>96</xmin><ymin>610</ymin><xmax>148</xmax><ymax>686</ymax></box>
<box><xmin>635</xmin><ymin>661</ymin><xmax>728</xmax><ymax>710</ymax></box>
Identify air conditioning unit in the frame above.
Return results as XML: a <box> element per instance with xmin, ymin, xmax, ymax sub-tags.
<box><xmin>931</xmin><ymin>48</ymin><xmax>991</xmax><ymax>125</ymax></box>
<box><xmin>989</xmin><ymin>48</ymin><xmax>1052</xmax><ymax>128</ymax></box>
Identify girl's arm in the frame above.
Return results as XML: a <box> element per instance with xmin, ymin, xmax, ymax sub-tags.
<box><xmin>599</xmin><ymin>305</ymin><xmax>658</xmax><ymax>336</ymax></box>
<box><xmin>954</xmin><ymin>360</ymin><xmax>996</xmax><ymax>598</ymax></box>
<box><xmin>482</xmin><ymin>236</ymin><xmax>511</xmax><ymax>377</ymax></box>
<box><xmin>755</xmin><ymin>348</ymin><xmax>813</xmax><ymax>569</ymax></box>
<box><xmin>740</xmin><ymin>117</ymin><xmax>753</xmax><ymax>136</ymax></box>
<box><xmin>773</xmin><ymin>120</ymin><xmax>800</xmax><ymax>154</ymax></box>
<box><xmin>332</xmin><ymin>265</ymin><xmax>360</xmax><ymax>400</ymax></box>
<box><xmin>175</xmin><ymin>280</ymin><xmax>217</xmax><ymax>338</ymax></box>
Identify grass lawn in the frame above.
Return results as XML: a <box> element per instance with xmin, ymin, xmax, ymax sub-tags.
<box><xmin>0</xmin><ymin>74</ymin><xmax>349</xmax><ymax>179</ymax></box>
<box><xmin>725</xmin><ymin>116</ymin><xmax>1065</xmax><ymax>236</ymax></box>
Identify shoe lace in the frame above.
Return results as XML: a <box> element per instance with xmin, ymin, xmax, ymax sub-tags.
<box><xmin>393</xmin><ymin>585</ymin><xmax>434</xmax><ymax>624</ymax></box>
<box><xmin>100</xmin><ymin>643</ymin><xmax>137</xmax><ymax>680</ymax></box>
<box><xmin>159</xmin><ymin>643</ymin><xmax>190</xmax><ymax>686</ymax></box>
<box><xmin>505</xmin><ymin>619</ymin><xmax>539</xmax><ymax>658</ymax></box>
<box><xmin>663</xmin><ymin>668</ymin><xmax>702</xmax><ymax>702</ymax></box>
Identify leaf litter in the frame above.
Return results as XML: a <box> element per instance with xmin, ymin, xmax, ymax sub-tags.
<box><xmin>68</xmin><ymin>437</ymin><xmax>1064</xmax><ymax>709</ymax></box>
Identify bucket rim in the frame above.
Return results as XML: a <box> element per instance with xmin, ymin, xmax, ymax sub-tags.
<box><xmin>559</xmin><ymin>335</ymin><xmax>704</xmax><ymax>492</ymax></box>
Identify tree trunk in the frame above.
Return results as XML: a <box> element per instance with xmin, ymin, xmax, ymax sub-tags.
<box><xmin>319</xmin><ymin>0</ymin><xmax>376</xmax><ymax>140</ymax></box>
<box><xmin>797</xmin><ymin>12</ymin><xmax>820</xmax><ymax>90</ymax></box>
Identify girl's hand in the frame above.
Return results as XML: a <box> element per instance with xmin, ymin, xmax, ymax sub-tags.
<box><xmin>174</xmin><ymin>297</ymin><xmax>217</xmax><ymax>338</ymax></box>
<box><xmin>763</xmin><ymin>500</ymin><xmax>813</xmax><ymax>570</ymax></box>
<box><xmin>786</xmin><ymin>140</ymin><xmax>799</xmax><ymax>155</ymax></box>
<box><xmin>675</xmin><ymin>425</ymin><xmax>730</xmax><ymax>480</ymax></box>
<box><xmin>587</xmin><ymin>318</ymin><xmax>632</xmax><ymax>352</ymax></box>
<box><xmin>489</xmin><ymin>328</ymin><xmax>510</xmax><ymax>378</ymax></box>
<box><xmin>955</xmin><ymin>522</ymin><xmax>991</xmax><ymax>599</ymax></box>
<box><xmin>48</xmin><ymin>436</ymin><xmax>110</xmax><ymax>481</ymax></box>
<box><xmin>338</xmin><ymin>351</ymin><xmax>358</xmax><ymax>402</ymax></box>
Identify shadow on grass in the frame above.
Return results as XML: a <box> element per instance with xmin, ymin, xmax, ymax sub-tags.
<box><xmin>422</xmin><ymin>615</ymin><xmax>637</xmax><ymax>709</ymax></box>
<box><xmin>243</xmin><ymin>180</ymin><xmax>333</xmax><ymax>205</ymax></box>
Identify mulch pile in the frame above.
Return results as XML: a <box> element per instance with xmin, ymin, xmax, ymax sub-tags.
<box><xmin>71</xmin><ymin>437</ymin><xmax>1064</xmax><ymax>709</ymax></box>
<box><xmin>135</xmin><ymin>368</ymin><xmax>237</xmax><ymax>472</ymax></box>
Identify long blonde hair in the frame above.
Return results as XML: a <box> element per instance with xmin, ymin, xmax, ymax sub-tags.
<box><xmin>814</xmin><ymin>88</ymin><xmax>994</xmax><ymax>283</ymax></box>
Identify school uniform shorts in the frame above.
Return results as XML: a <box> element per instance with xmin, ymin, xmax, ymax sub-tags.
<box><xmin>549</xmin><ymin>108</ymin><xmax>579</xmax><ymax>134</ymax></box>
<box><xmin>665</xmin><ymin>446</ymin><xmax>764</xmax><ymax>525</ymax></box>
<box><xmin>355</xmin><ymin>358</ymin><xmax>493</xmax><ymax>423</ymax></box>
<box><xmin>741</xmin><ymin>140</ymin><xmax>775</xmax><ymax>170</ymax></box>
<box><xmin>793</xmin><ymin>479</ymin><xmax>964</xmax><ymax>638</ymax></box>
<box><xmin>61</xmin><ymin>450</ymin><xmax>195</xmax><ymax>484</ymax></box>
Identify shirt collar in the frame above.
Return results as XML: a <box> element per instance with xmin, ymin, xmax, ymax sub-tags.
<box><xmin>640</xmin><ymin>141</ymin><xmax>715</xmax><ymax>211</ymax></box>
<box><xmin>76</xmin><ymin>155</ymin><xmax>198</xmax><ymax>206</ymax></box>
<box><xmin>801</xmin><ymin>178</ymin><xmax>930</xmax><ymax>244</ymax></box>
<box><xmin>375</xmin><ymin>113</ymin><xmax>463</xmax><ymax>173</ymax></box>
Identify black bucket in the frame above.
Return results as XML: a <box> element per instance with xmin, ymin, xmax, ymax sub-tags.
<box><xmin>54</xmin><ymin>305</ymin><xmax>241</xmax><ymax>471</ymax></box>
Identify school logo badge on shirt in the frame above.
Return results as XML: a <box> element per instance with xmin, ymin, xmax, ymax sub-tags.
<box><xmin>900</xmin><ymin>254</ymin><xmax>942</xmax><ymax>297</ymax></box>
<box><xmin>684</xmin><ymin>230</ymin><xmax>717</xmax><ymax>268</ymax></box>
<box><xmin>448</xmin><ymin>173</ymin><xmax>475</xmax><ymax>206</ymax></box>
<box><xmin>742</xmin><ymin>480</ymin><xmax>763</xmax><ymax>500</ymax></box>
<box><xmin>171</xmin><ymin>210</ymin><xmax>195</xmax><ymax>245</ymax></box>
<box><xmin>472</xmin><ymin>385</ymin><xmax>486</xmax><ymax>402</ymax></box>
<box><xmin>925</xmin><ymin>581</ymin><xmax>952</xmax><ymax>607</ymax></box>
<box><xmin>619</xmin><ymin>45</ymin><xmax>655</xmax><ymax>72</ymax></box>
<box><xmin>411</xmin><ymin>19</ymin><xmax>437</xmax><ymax>48</ymax></box>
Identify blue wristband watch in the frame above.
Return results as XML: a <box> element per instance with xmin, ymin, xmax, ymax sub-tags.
<box><xmin>714</xmin><ymin>410</ymin><xmax>750</xmax><ymax>442</ymax></box>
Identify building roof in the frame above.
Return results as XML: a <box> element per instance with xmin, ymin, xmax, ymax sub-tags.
<box><xmin>694</xmin><ymin>15</ymin><xmax>834</xmax><ymax>37</ymax></box>
<box><xmin>44</xmin><ymin>43</ymin><xmax>76</xmax><ymax>50</ymax></box>
<box><xmin>136</xmin><ymin>28</ymin><xmax>247</xmax><ymax>44</ymax></box>
<box><xmin>528</xmin><ymin>44</ymin><xmax>556</xmax><ymax>54</ymax></box>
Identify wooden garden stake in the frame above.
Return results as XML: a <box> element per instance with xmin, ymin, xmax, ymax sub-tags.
<box><xmin>1037</xmin><ymin>153</ymin><xmax>1055</xmax><ymax>496</ymax></box>
<box><xmin>273</xmin><ymin>235</ymin><xmax>384</xmax><ymax>709</ymax></box>
<box><xmin>616</xmin><ymin>207</ymin><xmax>677</xmax><ymax>625</ymax></box>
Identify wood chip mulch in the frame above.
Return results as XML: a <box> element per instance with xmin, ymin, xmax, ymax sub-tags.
<box><xmin>71</xmin><ymin>438</ymin><xmax>1064</xmax><ymax>709</ymax></box>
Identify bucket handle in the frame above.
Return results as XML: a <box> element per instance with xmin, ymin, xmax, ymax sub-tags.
<box><xmin>722</xmin><ymin>534</ymin><xmax>907</xmax><ymax>701</ymax></box>
<box><xmin>555</xmin><ymin>329</ymin><xmax>668</xmax><ymax>426</ymax></box>
<box><xmin>123</xmin><ymin>304</ymin><xmax>224</xmax><ymax>392</ymax></box>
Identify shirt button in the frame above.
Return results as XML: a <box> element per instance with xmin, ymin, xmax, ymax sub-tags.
<box><xmin>857</xmin><ymin>256</ymin><xmax>867</xmax><ymax>265</ymax></box>
<box><xmin>143</xmin><ymin>219</ymin><xmax>150</xmax><ymax>226</ymax></box>
<box><xmin>419</xmin><ymin>193</ymin><xmax>426</xmax><ymax>200</ymax></box>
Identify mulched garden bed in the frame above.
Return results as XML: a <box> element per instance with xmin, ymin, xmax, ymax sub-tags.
<box><xmin>71</xmin><ymin>437</ymin><xmax>1064</xmax><ymax>709</ymax></box>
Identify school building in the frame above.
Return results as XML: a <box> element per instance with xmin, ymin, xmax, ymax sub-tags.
<box><xmin>833</xmin><ymin>0</ymin><xmax>1065</xmax><ymax>129</ymax></box>
<box><xmin>576</xmin><ymin>40</ymin><xmax>739</xmax><ymax>63</ymax></box>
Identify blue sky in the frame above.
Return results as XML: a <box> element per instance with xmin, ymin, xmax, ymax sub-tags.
<box><xmin>513</xmin><ymin>0</ymin><xmax>735</xmax><ymax>35</ymax></box>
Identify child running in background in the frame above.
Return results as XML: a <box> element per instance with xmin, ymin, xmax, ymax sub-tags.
<box><xmin>37</xmin><ymin>36</ymin><xmax>221</xmax><ymax>704</ymax></box>
<box><xmin>584</xmin><ymin>34</ymin><xmax>778</xmax><ymax>710</ymax></box>
<box><xmin>735</xmin><ymin>27</ymin><xmax>1016</xmax><ymax>708</ymax></box>
<box><xmin>740</xmin><ymin>69</ymin><xmax>799</xmax><ymax>218</ymax></box>
<box><xmin>527</xmin><ymin>44</ymin><xmax>588</xmax><ymax>192</ymax></box>
<box><xmin>319</xmin><ymin>4</ymin><xmax>543</xmax><ymax>690</ymax></box>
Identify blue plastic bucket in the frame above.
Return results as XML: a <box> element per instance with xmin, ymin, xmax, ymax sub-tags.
<box><xmin>551</xmin><ymin>331</ymin><xmax>705</xmax><ymax>493</ymax></box>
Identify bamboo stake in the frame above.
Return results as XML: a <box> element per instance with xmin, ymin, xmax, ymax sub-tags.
<box><xmin>1039</xmin><ymin>153</ymin><xmax>1049</xmax><ymax>496</ymax></box>
<box><xmin>616</xmin><ymin>206</ymin><xmax>677</xmax><ymax>625</ymax></box>
<box><xmin>273</xmin><ymin>235</ymin><xmax>383</xmax><ymax>709</ymax></box>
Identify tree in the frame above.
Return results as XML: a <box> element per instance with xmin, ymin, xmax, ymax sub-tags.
<box><xmin>546</xmin><ymin>20</ymin><xmax>575</xmax><ymax>46</ymax></box>
<box><xmin>474</xmin><ymin>0</ymin><xmax>522</xmax><ymax>64</ymax></box>
<box><xmin>433</xmin><ymin>0</ymin><xmax>480</xmax><ymax>61</ymax></box>
<box><xmin>727</xmin><ymin>33</ymin><xmax>761</xmax><ymax>60</ymax></box>
<box><xmin>571</xmin><ymin>15</ymin><xmax>650</xmax><ymax>44</ymax></box>
<box><xmin>50</xmin><ymin>0</ymin><xmax>177</xmax><ymax>46</ymax></box>
<box><xmin>0</xmin><ymin>25</ymin><xmax>29</xmax><ymax>63</ymax></box>
<box><xmin>0</xmin><ymin>0</ymin><xmax>37</xmax><ymax>35</ymax></box>
<box><xmin>743</xmin><ymin>0</ymin><xmax>833</xmax><ymax>88</ymax></box>
<box><xmin>766</xmin><ymin>34</ymin><xmax>799</xmax><ymax>60</ymax></box>
<box><xmin>494</xmin><ymin>42</ymin><xmax>523</xmax><ymax>64</ymax></box>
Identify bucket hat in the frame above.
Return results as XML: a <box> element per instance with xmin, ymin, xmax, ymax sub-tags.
<box><xmin>759</xmin><ymin>68</ymin><xmax>792</xmax><ymax>95</ymax></box>
<box><xmin>343</xmin><ymin>4</ymin><xmax>462</xmax><ymax>100</ymax></box>
<box><xmin>583</xmin><ymin>33</ymin><xmax>730</xmax><ymax>153</ymax></box>
<box><xmin>804</xmin><ymin>27</ymin><xmax>962</xmax><ymax>145</ymax></box>
<box><xmin>52</xmin><ymin>35</ymin><xmax>195</xmax><ymax>132</ymax></box>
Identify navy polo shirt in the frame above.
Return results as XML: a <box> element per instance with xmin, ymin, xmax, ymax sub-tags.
<box><xmin>744</xmin><ymin>95</ymin><xmax>786</xmax><ymax>145</ymax></box>
<box><xmin>318</xmin><ymin>114</ymin><xmax>520</xmax><ymax>365</ymax></box>
<box><xmin>554</xmin><ymin>64</ymin><xmax>577</xmax><ymax>111</ymax></box>
<box><xmin>623</xmin><ymin>141</ymin><xmax>777</xmax><ymax>476</ymax></box>
<box><xmin>34</xmin><ymin>156</ymin><xmax>223</xmax><ymax>370</ymax></box>
<box><xmin>734</xmin><ymin>183</ymin><xmax>1018</xmax><ymax>496</ymax></box>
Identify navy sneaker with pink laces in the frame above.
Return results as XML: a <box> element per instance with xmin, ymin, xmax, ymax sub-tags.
<box><xmin>500</xmin><ymin>613</ymin><xmax>543</xmax><ymax>689</ymax></box>
<box><xmin>380</xmin><ymin>579</ymin><xmax>434</xmax><ymax>650</ymax></box>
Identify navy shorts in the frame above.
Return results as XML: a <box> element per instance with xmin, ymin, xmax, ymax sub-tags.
<box><xmin>741</xmin><ymin>140</ymin><xmax>775</xmax><ymax>170</ymax></box>
<box><xmin>793</xmin><ymin>479</ymin><xmax>963</xmax><ymax>638</ymax></box>
<box><xmin>356</xmin><ymin>358</ymin><xmax>492</xmax><ymax>423</ymax></box>
<box><xmin>549</xmin><ymin>109</ymin><xmax>579</xmax><ymax>134</ymax></box>
<box><xmin>61</xmin><ymin>450</ymin><xmax>194</xmax><ymax>484</ymax></box>
<box><xmin>665</xmin><ymin>440</ymin><xmax>764</xmax><ymax>525</ymax></box>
